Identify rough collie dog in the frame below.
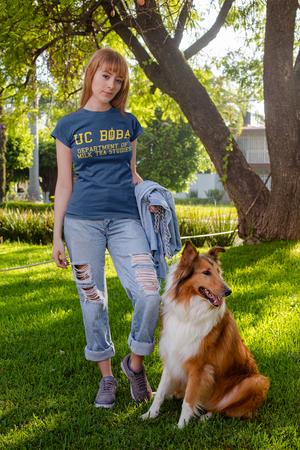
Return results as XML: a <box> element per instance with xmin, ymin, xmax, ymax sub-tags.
<box><xmin>142</xmin><ymin>241</ymin><xmax>269</xmax><ymax>428</ymax></box>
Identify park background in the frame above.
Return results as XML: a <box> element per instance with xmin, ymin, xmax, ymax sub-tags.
<box><xmin>1</xmin><ymin>0</ymin><xmax>300</xmax><ymax>448</ymax></box>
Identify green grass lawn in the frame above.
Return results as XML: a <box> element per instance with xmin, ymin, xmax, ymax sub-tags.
<box><xmin>1</xmin><ymin>240</ymin><xmax>300</xmax><ymax>449</ymax></box>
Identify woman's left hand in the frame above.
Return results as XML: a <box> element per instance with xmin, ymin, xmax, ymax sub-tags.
<box><xmin>146</xmin><ymin>202</ymin><xmax>157</xmax><ymax>213</ymax></box>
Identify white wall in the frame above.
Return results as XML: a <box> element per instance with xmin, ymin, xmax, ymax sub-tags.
<box><xmin>174</xmin><ymin>173</ymin><xmax>231</xmax><ymax>203</ymax></box>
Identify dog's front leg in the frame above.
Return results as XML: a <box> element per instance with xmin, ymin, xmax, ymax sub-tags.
<box><xmin>177</xmin><ymin>364</ymin><xmax>214</xmax><ymax>428</ymax></box>
<box><xmin>142</xmin><ymin>368</ymin><xmax>176</xmax><ymax>420</ymax></box>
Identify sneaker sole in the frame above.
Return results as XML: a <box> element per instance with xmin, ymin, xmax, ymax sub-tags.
<box><xmin>94</xmin><ymin>401</ymin><xmax>115</xmax><ymax>409</ymax></box>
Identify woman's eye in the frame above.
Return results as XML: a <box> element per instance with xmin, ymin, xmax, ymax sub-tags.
<box><xmin>117</xmin><ymin>79</ymin><xmax>122</xmax><ymax>84</ymax></box>
<box><xmin>203</xmin><ymin>270</ymin><xmax>211</xmax><ymax>276</ymax></box>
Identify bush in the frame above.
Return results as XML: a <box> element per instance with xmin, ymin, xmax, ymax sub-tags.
<box><xmin>174</xmin><ymin>197</ymin><xmax>210</xmax><ymax>206</ymax></box>
<box><xmin>188</xmin><ymin>189</ymin><xmax>198</xmax><ymax>198</ymax></box>
<box><xmin>0</xmin><ymin>208</ymin><xmax>54</xmax><ymax>244</ymax></box>
<box><xmin>0</xmin><ymin>204</ymin><xmax>238</xmax><ymax>248</ymax></box>
<box><xmin>204</xmin><ymin>188</ymin><xmax>225</xmax><ymax>205</ymax></box>
<box><xmin>176</xmin><ymin>207</ymin><xmax>238</xmax><ymax>247</ymax></box>
<box><xmin>0</xmin><ymin>201</ymin><xmax>54</xmax><ymax>212</ymax></box>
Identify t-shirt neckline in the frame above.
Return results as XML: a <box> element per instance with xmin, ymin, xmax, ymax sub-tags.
<box><xmin>82</xmin><ymin>107</ymin><xmax>115</xmax><ymax>114</ymax></box>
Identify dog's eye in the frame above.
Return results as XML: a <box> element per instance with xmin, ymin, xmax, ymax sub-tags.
<box><xmin>203</xmin><ymin>270</ymin><xmax>211</xmax><ymax>276</ymax></box>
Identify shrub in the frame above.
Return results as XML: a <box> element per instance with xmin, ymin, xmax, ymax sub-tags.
<box><xmin>204</xmin><ymin>188</ymin><xmax>225</xmax><ymax>205</ymax></box>
<box><xmin>176</xmin><ymin>207</ymin><xmax>238</xmax><ymax>247</ymax></box>
<box><xmin>174</xmin><ymin>197</ymin><xmax>210</xmax><ymax>206</ymax></box>
<box><xmin>188</xmin><ymin>189</ymin><xmax>198</xmax><ymax>198</ymax></box>
<box><xmin>0</xmin><ymin>208</ymin><xmax>54</xmax><ymax>244</ymax></box>
<box><xmin>0</xmin><ymin>201</ymin><xmax>54</xmax><ymax>212</ymax></box>
<box><xmin>0</xmin><ymin>204</ymin><xmax>238</xmax><ymax>248</ymax></box>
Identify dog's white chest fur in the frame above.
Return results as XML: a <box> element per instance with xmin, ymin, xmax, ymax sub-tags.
<box><xmin>159</xmin><ymin>293</ymin><xmax>225</xmax><ymax>382</ymax></box>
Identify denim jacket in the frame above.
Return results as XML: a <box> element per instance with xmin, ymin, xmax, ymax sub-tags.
<box><xmin>134</xmin><ymin>181</ymin><xmax>182</xmax><ymax>279</ymax></box>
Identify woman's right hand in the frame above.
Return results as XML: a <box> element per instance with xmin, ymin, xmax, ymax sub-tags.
<box><xmin>52</xmin><ymin>238</ymin><xmax>70</xmax><ymax>269</ymax></box>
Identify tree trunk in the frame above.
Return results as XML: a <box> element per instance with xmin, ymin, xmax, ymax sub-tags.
<box><xmin>40</xmin><ymin>169</ymin><xmax>57</xmax><ymax>197</ymax></box>
<box><xmin>0</xmin><ymin>105</ymin><xmax>7</xmax><ymax>201</ymax></box>
<box><xmin>108</xmin><ymin>1</ymin><xmax>270</xmax><ymax>237</ymax></box>
<box><xmin>261</xmin><ymin>0</ymin><xmax>300</xmax><ymax>239</ymax></box>
<box><xmin>28</xmin><ymin>93</ymin><xmax>41</xmax><ymax>201</ymax></box>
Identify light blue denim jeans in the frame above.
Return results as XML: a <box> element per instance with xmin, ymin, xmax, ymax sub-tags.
<box><xmin>64</xmin><ymin>217</ymin><xmax>161</xmax><ymax>362</ymax></box>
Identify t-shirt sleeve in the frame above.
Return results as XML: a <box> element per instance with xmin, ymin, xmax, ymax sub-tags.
<box><xmin>51</xmin><ymin>116</ymin><xmax>72</xmax><ymax>148</ymax></box>
<box><xmin>130</xmin><ymin>115</ymin><xmax>143</xmax><ymax>142</ymax></box>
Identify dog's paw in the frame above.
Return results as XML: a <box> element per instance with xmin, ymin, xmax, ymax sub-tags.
<box><xmin>141</xmin><ymin>410</ymin><xmax>158</xmax><ymax>420</ymax></box>
<box><xmin>141</xmin><ymin>411</ymin><xmax>150</xmax><ymax>420</ymax></box>
<box><xmin>200</xmin><ymin>412</ymin><xmax>212</xmax><ymax>422</ymax></box>
<box><xmin>177</xmin><ymin>420</ymin><xmax>186</xmax><ymax>429</ymax></box>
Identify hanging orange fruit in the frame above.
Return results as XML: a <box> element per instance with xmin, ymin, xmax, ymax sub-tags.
<box><xmin>110</xmin><ymin>9</ymin><xmax>115</xmax><ymax>17</ymax></box>
<box><xmin>137</xmin><ymin>0</ymin><xmax>145</xmax><ymax>5</ymax></box>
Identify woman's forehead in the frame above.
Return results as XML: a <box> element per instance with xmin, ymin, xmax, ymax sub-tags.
<box><xmin>99</xmin><ymin>61</ymin><xmax>125</xmax><ymax>78</ymax></box>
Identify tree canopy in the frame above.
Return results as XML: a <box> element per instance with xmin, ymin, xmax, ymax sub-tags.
<box><xmin>136</xmin><ymin>108</ymin><xmax>208</xmax><ymax>191</ymax></box>
<box><xmin>5</xmin><ymin>122</ymin><xmax>33</xmax><ymax>192</ymax></box>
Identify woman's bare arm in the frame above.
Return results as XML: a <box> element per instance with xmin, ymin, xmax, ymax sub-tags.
<box><xmin>52</xmin><ymin>139</ymin><xmax>73</xmax><ymax>269</ymax></box>
<box><xmin>131</xmin><ymin>139</ymin><xmax>143</xmax><ymax>186</ymax></box>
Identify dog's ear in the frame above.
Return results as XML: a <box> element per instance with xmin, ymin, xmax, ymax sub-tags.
<box><xmin>207</xmin><ymin>246</ymin><xmax>226</xmax><ymax>262</ymax></box>
<box><xmin>181</xmin><ymin>240</ymin><xmax>199</xmax><ymax>266</ymax></box>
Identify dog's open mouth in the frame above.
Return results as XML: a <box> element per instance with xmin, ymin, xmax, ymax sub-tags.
<box><xmin>199</xmin><ymin>287</ymin><xmax>223</xmax><ymax>307</ymax></box>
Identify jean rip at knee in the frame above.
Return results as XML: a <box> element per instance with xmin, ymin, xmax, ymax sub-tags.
<box><xmin>130</xmin><ymin>253</ymin><xmax>161</xmax><ymax>295</ymax></box>
<box><xmin>71</xmin><ymin>262</ymin><xmax>107</xmax><ymax>308</ymax></box>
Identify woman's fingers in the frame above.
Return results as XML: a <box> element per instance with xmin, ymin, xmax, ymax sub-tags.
<box><xmin>52</xmin><ymin>243</ymin><xmax>70</xmax><ymax>269</ymax></box>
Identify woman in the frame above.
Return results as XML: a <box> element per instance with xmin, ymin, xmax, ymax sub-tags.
<box><xmin>51</xmin><ymin>48</ymin><xmax>161</xmax><ymax>409</ymax></box>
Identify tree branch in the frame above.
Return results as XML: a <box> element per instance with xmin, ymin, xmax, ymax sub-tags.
<box><xmin>92</xmin><ymin>26</ymin><xmax>100</xmax><ymax>49</ymax></box>
<box><xmin>32</xmin><ymin>31</ymin><xmax>90</xmax><ymax>65</ymax></box>
<box><xmin>92</xmin><ymin>16</ymin><xmax>110</xmax><ymax>32</ymax></box>
<box><xmin>85</xmin><ymin>0</ymin><xmax>105</xmax><ymax>18</ymax></box>
<box><xmin>67</xmin><ymin>87</ymin><xmax>83</xmax><ymax>98</ymax></box>
<box><xmin>101</xmin><ymin>1</ymin><xmax>168</xmax><ymax>90</ymax></box>
<box><xmin>184</xmin><ymin>0</ymin><xmax>235</xmax><ymax>60</ymax></box>
<box><xmin>114</xmin><ymin>0</ymin><xmax>134</xmax><ymax>22</ymax></box>
<box><xmin>173</xmin><ymin>0</ymin><xmax>190</xmax><ymax>48</ymax></box>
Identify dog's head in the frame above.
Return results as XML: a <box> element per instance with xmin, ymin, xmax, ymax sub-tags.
<box><xmin>174</xmin><ymin>240</ymin><xmax>232</xmax><ymax>308</ymax></box>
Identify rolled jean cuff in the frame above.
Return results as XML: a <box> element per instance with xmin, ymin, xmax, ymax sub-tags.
<box><xmin>127</xmin><ymin>334</ymin><xmax>156</xmax><ymax>356</ymax></box>
<box><xmin>84</xmin><ymin>344</ymin><xmax>115</xmax><ymax>362</ymax></box>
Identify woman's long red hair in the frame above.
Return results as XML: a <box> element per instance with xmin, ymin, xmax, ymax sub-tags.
<box><xmin>80</xmin><ymin>48</ymin><xmax>130</xmax><ymax>115</ymax></box>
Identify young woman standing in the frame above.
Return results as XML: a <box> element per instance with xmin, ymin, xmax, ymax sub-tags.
<box><xmin>51</xmin><ymin>48</ymin><xmax>161</xmax><ymax>409</ymax></box>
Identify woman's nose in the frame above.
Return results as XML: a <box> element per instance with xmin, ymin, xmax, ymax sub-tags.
<box><xmin>109</xmin><ymin>79</ymin><xmax>117</xmax><ymax>90</ymax></box>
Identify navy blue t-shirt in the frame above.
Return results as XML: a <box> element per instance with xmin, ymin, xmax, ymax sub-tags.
<box><xmin>51</xmin><ymin>107</ymin><xmax>143</xmax><ymax>219</ymax></box>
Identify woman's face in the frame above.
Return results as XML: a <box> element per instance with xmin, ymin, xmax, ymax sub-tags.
<box><xmin>86</xmin><ymin>66</ymin><xmax>123</xmax><ymax>111</ymax></box>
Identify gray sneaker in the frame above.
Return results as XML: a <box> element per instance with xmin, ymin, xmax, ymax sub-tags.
<box><xmin>121</xmin><ymin>354</ymin><xmax>153</xmax><ymax>402</ymax></box>
<box><xmin>95</xmin><ymin>376</ymin><xmax>118</xmax><ymax>408</ymax></box>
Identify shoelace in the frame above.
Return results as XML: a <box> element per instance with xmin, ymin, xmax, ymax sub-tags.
<box><xmin>134</xmin><ymin>370</ymin><xmax>147</xmax><ymax>391</ymax></box>
<box><xmin>101</xmin><ymin>379</ymin><xmax>115</xmax><ymax>392</ymax></box>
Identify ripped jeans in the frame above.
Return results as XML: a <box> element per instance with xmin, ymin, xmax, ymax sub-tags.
<box><xmin>64</xmin><ymin>217</ymin><xmax>161</xmax><ymax>362</ymax></box>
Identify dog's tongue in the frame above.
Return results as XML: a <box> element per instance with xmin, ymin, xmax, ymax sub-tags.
<box><xmin>205</xmin><ymin>289</ymin><xmax>223</xmax><ymax>306</ymax></box>
<box><xmin>213</xmin><ymin>295</ymin><xmax>222</xmax><ymax>306</ymax></box>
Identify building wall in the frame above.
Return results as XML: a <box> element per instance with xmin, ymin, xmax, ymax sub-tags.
<box><xmin>174</xmin><ymin>173</ymin><xmax>230</xmax><ymax>203</ymax></box>
<box><xmin>236</xmin><ymin>133</ymin><xmax>270</xmax><ymax>164</ymax></box>
<box><xmin>236</xmin><ymin>130</ymin><xmax>271</xmax><ymax>190</ymax></box>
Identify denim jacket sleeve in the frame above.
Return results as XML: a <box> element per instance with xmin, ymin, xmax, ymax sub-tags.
<box><xmin>134</xmin><ymin>181</ymin><xmax>182</xmax><ymax>279</ymax></box>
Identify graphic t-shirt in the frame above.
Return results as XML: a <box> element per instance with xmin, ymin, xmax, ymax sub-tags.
<box><xmin>51</xmin><ymin>107</ymin><xmax>143</xmax><ymax>219</ymax></box>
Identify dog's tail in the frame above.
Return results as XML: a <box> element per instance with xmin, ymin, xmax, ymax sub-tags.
<box><xmin>210</xmin><ymin>374</ymin><xmax>269</xmax><ymax>418</ymax></box>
